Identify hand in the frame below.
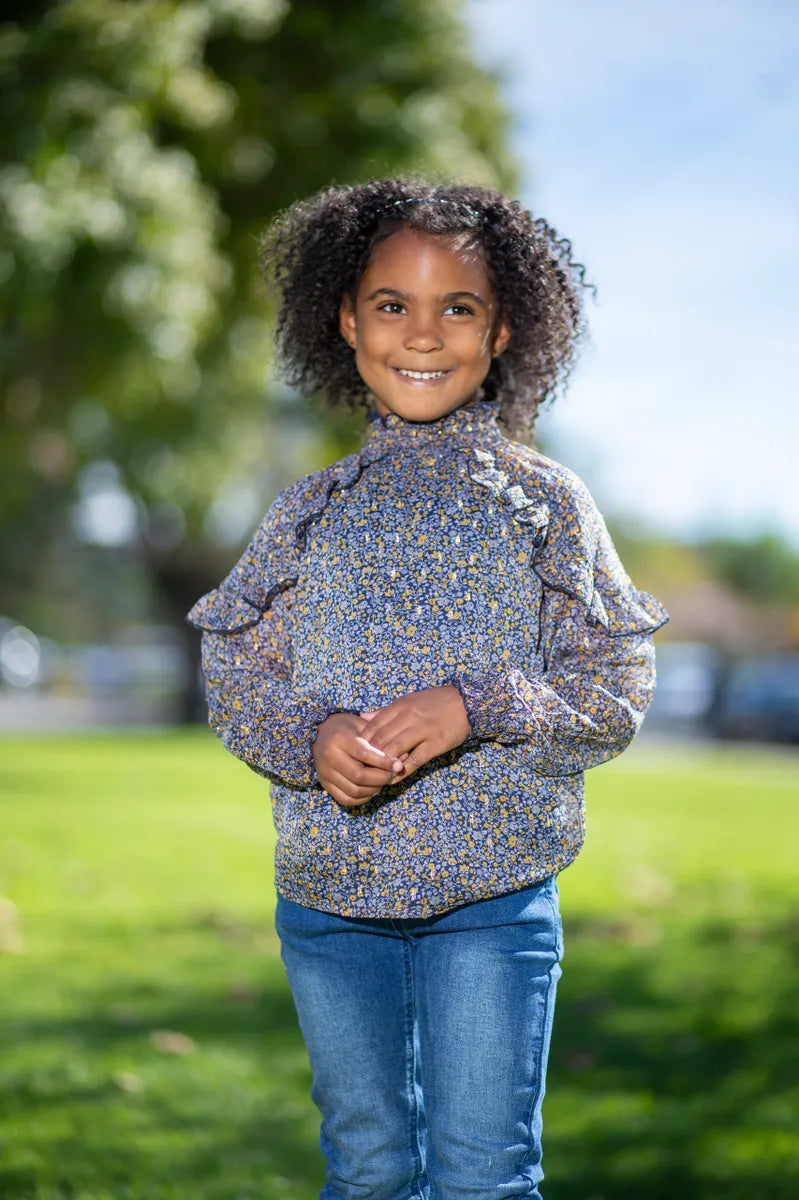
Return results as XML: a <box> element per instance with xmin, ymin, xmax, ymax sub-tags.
<box><xmin>313</xmin><ymin>712</ymin><xmax>404</xmax><ymax>808</ymax></box>
<box><xmin>360</xmin><ymin>686</ymin><xmax>471</xmax><ymax>782</ymax></box>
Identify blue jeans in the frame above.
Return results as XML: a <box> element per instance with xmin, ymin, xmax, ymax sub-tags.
<box><xmin>276</xmin><ymin>878</ymin><xmax>563</xmax><ymax>1200</ymax></box>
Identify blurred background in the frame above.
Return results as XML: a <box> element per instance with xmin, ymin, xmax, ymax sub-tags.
<box><xmin>1</xmin><ymin>0</ymin><xmax>798</xmax><ymax>741</ymax></box>
<box><xmin>1</xmin><ymin>3</ymin><xmax>798</xmax><ymax>1199</ymax></box>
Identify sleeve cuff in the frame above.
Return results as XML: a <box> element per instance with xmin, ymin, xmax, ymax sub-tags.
<box><xmin>290</xmin><ymin>695</ymin><xmax>340</xmax><ymax>789</ymax></box>
<box><xmin>446</xmin><ymin>671</ymin><xmax>500</xmax><ymax>743</ymax></box>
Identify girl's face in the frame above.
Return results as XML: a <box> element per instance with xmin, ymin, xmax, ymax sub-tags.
<box><xmin>339</xmin><ymin>227</ymin><xmax>509</xmax><ymax>422</ymax></box>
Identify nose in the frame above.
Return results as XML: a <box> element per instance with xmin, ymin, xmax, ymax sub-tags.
<box><xmin>403</xmin><ymin>312</ymin><xmax>444</xmax><ymax>353</ymax></box>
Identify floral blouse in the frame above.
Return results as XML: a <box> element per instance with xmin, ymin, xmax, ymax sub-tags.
<box><xmin>187</xmin><ymin>399</ymin><xmax>668</xmax><ymax>919</ymax></box>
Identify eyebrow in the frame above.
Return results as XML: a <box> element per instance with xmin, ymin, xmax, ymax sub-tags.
<box><xmin>365</xmin><ymin>287</ymin><xmax>488</xmax><ymax>309</ymax></box>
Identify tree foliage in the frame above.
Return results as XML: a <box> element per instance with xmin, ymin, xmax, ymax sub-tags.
<box><xmin>0</xmin><ymin>0</ymin><xmax>516</xmax><ymax>630</ymax></box>
<box><xmin>699</xmin><ymin>533</ymin><xmax>799</xmax><ymax>605</ymax></box>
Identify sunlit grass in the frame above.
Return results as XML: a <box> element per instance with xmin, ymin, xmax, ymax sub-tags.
<box><xmin>1</xmin><ymin>732</ymin><xmax>797</xmax><ymax>1199</ymax></box>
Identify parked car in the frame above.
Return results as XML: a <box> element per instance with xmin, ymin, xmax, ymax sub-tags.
<box><xmin>646</xmin><ymin>641</ymin><xmax>723</xmax><ymax>735</ymax></box>
<box><xmin>0</xmin><ymin>617</ymin><xmax>191</xmax><ymax>729</ymax></box>
<box><xmin>710</xmin><ymin>653</ymin><xmax>799</xmax><ymax>744</ymax></box>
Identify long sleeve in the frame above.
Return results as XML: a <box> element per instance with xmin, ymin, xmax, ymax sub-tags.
<box><xmin>187</xmin><ymin>491</ymin><xmax>335</xmax><ymax>789</ymax></box>
<box><xmin>189</xmin><ymin>403</ymin><xmax>671</xmax><ymax>919</ymax></box>
<box><xmin>454</xmin><ymin>500</ymin><xmax>668</xmax><ymax>778</ymax></box>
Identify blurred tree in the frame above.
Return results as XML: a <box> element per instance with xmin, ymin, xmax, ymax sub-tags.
<box><xmin>700</xmin><ymin>533</ymin><xmax>799</xmax><ymax>605</ymax></box>
<box><xmin>0</xmin><ymin>0</ymin><xmax>516</xmax><ymax>686</ymax></box>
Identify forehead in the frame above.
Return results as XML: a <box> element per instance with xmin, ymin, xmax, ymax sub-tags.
<box><xmin>359</xmin><ymin>227</ymin><xmax>493</xmax><ymax>295</ymax></box>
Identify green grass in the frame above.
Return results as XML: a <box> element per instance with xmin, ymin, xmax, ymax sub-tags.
<box><xmin>1</xmin><ymin>731</ymin><xmax>798</xmax><ymax>1199</ymax></box>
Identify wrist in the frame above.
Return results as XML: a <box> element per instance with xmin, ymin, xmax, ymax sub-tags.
<box><xmin>439</xmin><ymin>684</ymin><xmax>472</xmax><ymax>744</ymax></box>
<box><xmin>444</xmin><ymin>673</ymin><xmax>495</xmax><ymax>742</ymax></box>
<box><xmin>310</xmin><ymin>709</ymin><xmax>357</xmax><ymax>785</ymax></box>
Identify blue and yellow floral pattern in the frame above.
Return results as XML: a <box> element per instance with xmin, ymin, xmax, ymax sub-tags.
<box><xmin>188</xmin><ymin>399</ymin><xmax>668</xmax><ymax>918</ymax></box>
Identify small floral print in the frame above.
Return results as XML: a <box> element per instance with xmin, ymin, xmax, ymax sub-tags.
<box><xmin>188</xmin><ymin>400</ymin><xmax>668</xmax><ymax>919</ymax></box>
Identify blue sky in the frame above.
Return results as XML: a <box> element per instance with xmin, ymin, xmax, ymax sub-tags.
<box><xmin>466</xmin><ymin>0</ymin><xmax>799</xmax><ymax>544</ymax></box>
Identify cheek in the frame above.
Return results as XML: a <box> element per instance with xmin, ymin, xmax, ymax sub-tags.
<box><xmin>354</xmin><ymin>342</ymin><xmax>385</xmax><ymax>384</ymax></box>
<box><xmin>356</xmin><ymin>321</ymin><xmax>393</xmax><ymax>353</ymax></box>
<box><xmin>458</xmin><ymin>326</ymin><xmax>494</xmax><ymax>362</ymax></box>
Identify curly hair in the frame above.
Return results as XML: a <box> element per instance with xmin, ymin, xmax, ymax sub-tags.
<box><xmin>260</xmin><ymin>178</ymin><xmax>594</xmax><ymax>441</ymax></box>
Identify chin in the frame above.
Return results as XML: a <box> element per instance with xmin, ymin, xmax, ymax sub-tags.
<box><xmin>384</xmin><ymin>393</ymin><xmax>476</xmax><ymax>421</ymax></box>
<box><xmin>395</xmin><ymin>403</ymin><xmax>455</xmax><ymax>423</ymax></box>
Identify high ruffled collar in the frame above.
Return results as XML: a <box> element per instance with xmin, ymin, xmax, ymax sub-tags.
<box><xmin>364</xmin><ymin>398</ymin><xmax>501</xmax><ymax>446</ymax></box>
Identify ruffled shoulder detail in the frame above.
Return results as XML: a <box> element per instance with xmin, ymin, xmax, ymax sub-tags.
<box><xmin>467</xmin><ymin>442</ymin><xmax>669</xmax><ymax>638</ymax></box>
<box><xmin>293</xmin><ymin>439</ymin><xmax>388</xmax><ymax>555</ymax></box>
<box><xmin>587</xmin><ymin>572</ymin><xmax>669</xmax><ymax>638</ymax></box>
<box><xmin>187</xmin><ymin>588</ymin><xmax>264</xmax><ymax>633</ymax></box>
<box><xmin>186</xmin><ymin>440</ymin><xmax>390</xmax><ymax>630</ymax></box>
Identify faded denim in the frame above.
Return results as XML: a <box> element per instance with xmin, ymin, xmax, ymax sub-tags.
<box><xmin>276</xmin><ymin>877</ymin><xmax>564</xmax><ymax>1200</ymax></box>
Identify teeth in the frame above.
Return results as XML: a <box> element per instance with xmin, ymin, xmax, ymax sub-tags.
<box><xmin>397</xmin><ymin>369</ymin><xmax>447</xmax><ymax>380</ymax></box>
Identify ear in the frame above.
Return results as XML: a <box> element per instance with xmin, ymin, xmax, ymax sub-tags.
<box><xmin>339</xmin><ymin>294</ymin><xmax>357</xmax><ymax>349</ymax></box>
<box><xmin>491</xmin><ymin>316</ymin><xmax>510</xmax><ymax>358</ymax></box>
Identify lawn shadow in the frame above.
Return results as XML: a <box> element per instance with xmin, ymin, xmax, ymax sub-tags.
<box><xmin>545</xmin><ymin>908</ymin><xmax>799</xmax><ymax>1199</ymax></box>
<box><xmin>2</xmin><ymin>910</ymin><xmax>798</xmax><ymax>1198</ymax></box>
<box><xmin>0</xmin><ymin>929</ymin><xmax>324</xmax><ymax>1199</ymax></box>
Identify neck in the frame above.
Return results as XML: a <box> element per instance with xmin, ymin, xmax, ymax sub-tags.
<box><xmin>366</xmin><ymin>397</ymin><xmax>500</xmax><ymax>437</ymax></box>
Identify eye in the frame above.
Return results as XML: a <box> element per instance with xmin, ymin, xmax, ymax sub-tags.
<box><xmin>377</xmin><ymin>301</ymin><xmax>406</xmax><ymax>314</ymax></box>
<box><xmin>444</xmin><ymin>303</ymin><xmax>474</xmax><ymax>317</ymax></box>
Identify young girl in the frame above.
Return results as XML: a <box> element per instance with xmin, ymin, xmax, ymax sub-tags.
<box><xmin>188</xmin><ymin>179</ymin><xmax>668</xmax><ymax>1199</ymax></box>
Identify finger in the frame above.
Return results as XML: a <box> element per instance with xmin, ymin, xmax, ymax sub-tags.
<box><xmin>357</xmin><ymin>712</ymin><xmax>412</xmax><ymax>748</ymax></box>
<box><xmin>330</xmin><ymin>754</ymin><xmax>402</xmax><ymax>795</ymax></box>
<box><xmin>354</xmin><ymin>717</ymin><xmax>395</xmax><ymax>743</ymax></box>
<box><xmin>352</xmin><ymin>736</ymin><xmax>404</xmax><ymax>775</ymax></box>
<box><xmin>364</xmin><ymin>741</ymin><xmax>422</xmax><ymax>783</ymax></box>
<box><xmin>366</xmin><ymin>720</ymin><xmax>425</xmax><ymax>760</ymax></box>
<box><xmin>324</xmin><ymin>783</ymin><xmax>366</xmax><ymax>808</ymax></box>
<box><xmin>339</xmin><ymin>757</ymin><xmax>398</xmax><ymax>790</ymax></box>
<box><xmin>355</xmin><ymin>702</ymin><xmax>405</xmax><ymax>733</ymax></box>
<box><xmin>389</xmin><ymin>739</ymin><xmax>441</xmax><ymax>780</ymax></box>
<box><xmin>323</xmin><ymin>772</ymin><xmax>380</xmax><ymax>806</ymax></box>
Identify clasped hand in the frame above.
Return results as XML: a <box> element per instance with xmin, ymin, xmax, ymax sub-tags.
<box><xmin>312</xmin><ymin>686</ymin><xmax>471</xmax><ymax>808</ymax></box>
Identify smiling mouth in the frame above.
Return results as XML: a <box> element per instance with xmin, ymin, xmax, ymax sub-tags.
<box><xmin>393</xmin><ymin>368</ymin><xmax>452</xmax><ymax>381</ymax></box>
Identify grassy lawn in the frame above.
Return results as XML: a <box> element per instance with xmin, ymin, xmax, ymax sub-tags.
<box><xmin>1</xmin><ymin>731</ymin><xmax>798</xmax><ymax>1199</ymax></box>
